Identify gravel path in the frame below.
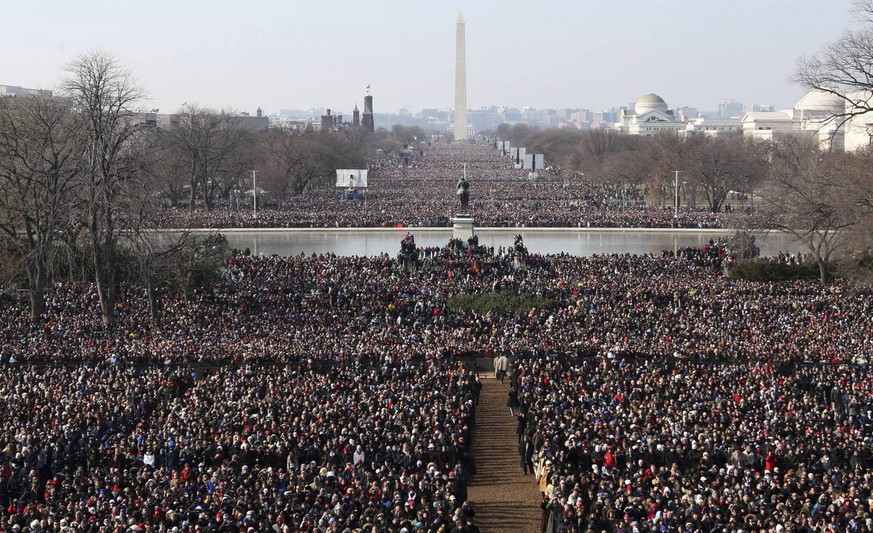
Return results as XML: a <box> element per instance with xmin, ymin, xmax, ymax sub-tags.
<box><xmin>468</xmin><ymin>376</ymin><xmax>543</xmax><ymax>532</ymax></box>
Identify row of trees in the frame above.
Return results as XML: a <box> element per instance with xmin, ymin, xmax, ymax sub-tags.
<box><xmin>762</xmin><ymin>137</ymin><xmax>873</xmax><ymax>283</ymax></box>
<box><xmin>0</xmin><ymin>52</ymin><xmax>146</xmax><ymax>324</ymax></box>
<box><xmin>494</xmin><ymin>1</ymin><xmax>873</xmax><ymax>284</ymax></box>
<box><xmin>495</xmin><ymin>124</ymin><xmax>768</xmax><ymax>214</ymax></box>
<box><xmin>0</xmin><ymin>52</ymin><xmax>436</xmax><ymax>325</ymax></box>
<box><xmin>158</xmin><ymin>113</ymin><xmax>428</xmax><ymax>208</ymax></box>
<box><xmin>492</xmin><ymin>124</ymin><xmax>873</xmax><ymax>283</ymax></box>
<box><xmin>4</xmin><ymin>0</ymin><xmax>873</xmax><ymax>331</ymax></box>
<box><xmin>0</xmin><ymin>54</ymin><xmax>221</xmax><ymax>324</ymax></box>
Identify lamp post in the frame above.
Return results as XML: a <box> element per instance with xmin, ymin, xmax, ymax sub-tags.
<box><xmin>250</xmin><ymin>170</ymin><xmax>259</xmax><ymax>220</ymax></box>
<box><xmin>673</xmin><ymin>170</ymin><xmax>682</xmax><ymax>218</ymax></box>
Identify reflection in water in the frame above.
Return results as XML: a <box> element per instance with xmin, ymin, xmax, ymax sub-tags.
<box><xmin>213</xmin><ymin>229</ymin><xmax>800</xmax><ymax>258</ymax></box>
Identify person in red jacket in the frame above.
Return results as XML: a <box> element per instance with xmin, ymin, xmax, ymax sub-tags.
<box><xmin>603</xmin><ymin>447</ymin><xmax>617</xmax><ymax>469</ymax></box>
<box><xmin>765</xmin><ymin>450</ymin><xmax>778</xmax><ymax>472</ymax></box>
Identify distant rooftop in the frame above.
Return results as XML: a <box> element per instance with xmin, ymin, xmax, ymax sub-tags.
<box><xmin>0</xmin><ymin>84</ymin><xmax>53</xmax><ymax>98</ymax></box>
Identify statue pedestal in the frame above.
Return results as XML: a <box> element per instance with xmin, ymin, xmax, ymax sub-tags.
<box><xmin>452</xmin><ymin>214</ymin><xmax>475</xmax><ymax>242</ymax></box>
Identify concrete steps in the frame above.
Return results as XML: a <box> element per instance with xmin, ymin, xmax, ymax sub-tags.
<box><xmin>467</xmin><ymin>376</ymin><xmax>543</xmax><ymax>532</ymax></box>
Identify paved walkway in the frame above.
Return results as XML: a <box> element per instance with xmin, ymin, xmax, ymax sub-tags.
<box><xmin>468</xmin><ymin>376</ymin><xmax>543</xmax><ymax>532</ymax></box>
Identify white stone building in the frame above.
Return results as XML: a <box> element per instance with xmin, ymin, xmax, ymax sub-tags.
<box><xmin>740</xmin><ymin>110</ymin><xmax>798</xmax><ymax>142</ymax></box>
<box><xmin>616</xmin><ymin>93</ymin><xmax>743</xmax><ymax>138</ymax></box>
<box><xmin>613</xmin><ymin>90</ymin><xmax>873</xmax><ymax>150</ymax></box>
<box><xmin>743</xmin><ymin>90</ymin><xmax>860</xmax><ymax>150</ymax></box>
<box><xmin>616</xmin><ymin>94</ymin><xmax>686</xmax><ymax>136</ymax></box>
<box><xmin>841</xmin><ymin>90</ymin><xmax>873</xmax><ymax>151</ymax></box>
<box><xmin>685</xmin><ymin>116</ymin><xmax>744</xmax><ymax>136</ymax></box>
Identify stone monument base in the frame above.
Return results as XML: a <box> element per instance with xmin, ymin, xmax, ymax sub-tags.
<box><xmin>452</xmin><ymin>214</ymin><xmax>475</xmax><ymax>242</ymax></box>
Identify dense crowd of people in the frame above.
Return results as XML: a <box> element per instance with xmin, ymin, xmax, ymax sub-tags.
<box><xmin>0</xmin><ymin>360</ymin><xmax>478</xmax><ymax>532</ymax></box>
<box><xmin>2</xmin><ymin>244</ymin><xmax>868</xmax><ymax>367</ymax></box>
<box><xmin>156</xmin><ymin>142</ymin><xmax>764</xmax><ymax>230</ymax></box>
<box><xmin>513</xmin><ymin>356</ymin><xmax>872</xmax><ymax>532</ymax></box>
<box><xmin>1</xmin><ymin>226</ymin><xmax>871</xmax><ymax>531</ymax></box>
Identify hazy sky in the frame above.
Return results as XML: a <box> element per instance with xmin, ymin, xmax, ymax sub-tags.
<box><xmin>2</xmin><ymin>0</ymin><xmax>857</xmax><ymax>116</ymax></box>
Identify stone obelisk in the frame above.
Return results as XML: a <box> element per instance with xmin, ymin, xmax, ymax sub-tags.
<box><xmin>454</xmin><ymin>12</ymin><xmax>467</xmax><ymax>141</ymax></box>
<box><xmin>452</xmin><ymin>13</ymin><xmax>473</xmax><ymax>241</ymax></box>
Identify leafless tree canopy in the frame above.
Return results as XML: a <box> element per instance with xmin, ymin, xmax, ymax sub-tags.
<box><xmin>253</xmin><ymin>128</ymin><xmax>369</xmax><ymax>199</ymax></box>
<box><xmin>683</xmin><ymin>134</ymin><xmax>768</xmax><ymax>213</ymax></box>
<box><xmin>794</xmin><ymin>1</ymin><xmax>873</xmax><ymax>124</ymax></box>
<box><xmin>785</xmin><ymin>1</ymin><xmax>873</xmax><ymax>283</ymax></box>
<box><xmin>0</xmin><ymin>51</ymin><xmax>438</xmax><ymax>325</ymax></box>
<box><xmin>488</xmin><ymin>120</ymin><xmax>873</xmax><ymax>283</ymax></box>
<box><xmin>160</xmin><ymin>105</ymin><xmax>251</xmax><ymax>211</ymax></box>
<box><xmin>493</xmin><ymin>126</ymin><xmax>770</xmax><ymax>212</ymax></box>
<box><xmin>61</xmin><ymin>51</ymin><xmax>149</xmax><ymax>325</ymax></box>
<box><xmin>759</xmin><ymin>136</ymin><xmax>861</xmax><ymax>282</ymax></box>
<box><xmin>0</xmin><ymin>95</ymin><xmax>82</xmax><ymax>319</ymax></box>
<box><xmin>259</xmin><ymin>131</ymin><xmax>343</xmax><ymax>197</ymax></box>
<box><xmin>0</xmin><ymin>52</ymin><xmax>204</xmax><ymax>323</ymax></box>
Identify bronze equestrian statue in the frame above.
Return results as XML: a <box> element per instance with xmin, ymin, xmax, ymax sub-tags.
<box><xmin>457</xmin><ymin>175</ymin><xmax>470</xmax><ymax>211</ymax></box>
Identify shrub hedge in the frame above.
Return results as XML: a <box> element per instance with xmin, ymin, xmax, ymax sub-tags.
<box><xmin>728</xmin><ymin>261</ymin><xmax>821</xmax><ymax>282</ymax></box>
<box><xmin>448</xmin><ymin>292</ymin><xmax>556</xmax><ymax>314</ymax></box>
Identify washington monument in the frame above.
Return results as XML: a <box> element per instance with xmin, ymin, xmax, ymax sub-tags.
<box><xmin>454</xmin><ymin>12</ymin><xmax>467</xmax><ymax>141</ymax></box>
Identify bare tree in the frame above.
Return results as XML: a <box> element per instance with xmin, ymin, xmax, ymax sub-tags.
<box><xmin>258</xmin><ymin>130</ymin><xmax>365</xmax><ymax>197</ymax></box>
<box><xmin>62</xmin><ymin>50</ymin><xmax>146</xmax><ymax>326</ymax></box>
<box><xmin>161</xmin><ymin>105</ymin><xmax>250</xmax><ymax>210</ymax></box>
<box><xmin>684</xmin><ymin>135</ymin><xmax>767</xmax><ymax>213</ymax></box>
<box><xmin>825</xmin><ymin>5</ymin><xmax>873</xmax><ymax>270</ymax></box>
<box><xmin>574</xmin><ymin>129</ymin><xmax>625</xmax><ymax>180</ymax></box>
<box><xmin>149</xmin><ymin>140</ymin><xmax>189</xmax><ymax>207</ymax></box>
<box><xmin>0</xmin><ymin>94</ymin><xmax>81</xmax><ymax>320</ymax></box>
<box><xmin>646</xmin><ymin>133</ymin><xmax>688</xmax><ymax>207</ymax></box>
<box><xmin>525</xmin><ymin>129</ymin><xmax>586</xmax><ymax>175</ymax></box>
<box><xmin>258</xmin><ymin>129</ymin><xmax>312</xmax><ymax>198</ymax></box>
<box><xmin>120</xmin><ymin>127</ymin><xmax>191</xmax><ymax>319</ymax></box>
<box><xmin>495</xmin><ymin>123</ymin><xmax>539</xmax><ymax>148</ymax></box>
<box><xmin>794</xmin><ymin>1</ymin><xmax>873</xmax><ymax>126</ymax></box>
<box><xmin>598</xmin><ymin>136</ymin><xmax>655</xmax><ymax>185</ymax></box>
<box><xmin>833</xmin><ymin>145</ymin><xmax>873</xmax><ymax>283</ymax></box>
<box><xmin>760</xmin><ymin>136</ymin><xmax>857</xmax><ymax>283</ymax></box>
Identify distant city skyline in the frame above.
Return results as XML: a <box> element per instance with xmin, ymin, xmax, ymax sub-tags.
<box><xmin>1</xmin><ymin>0</ymin><xmax>856</xmax><ymax>115</ymax></box>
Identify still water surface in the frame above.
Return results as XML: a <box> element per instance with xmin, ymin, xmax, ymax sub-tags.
<box><xmin>209</xmin><ymin>229</ymin><xmax>798</xmax><ymax>258</ymax></box>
